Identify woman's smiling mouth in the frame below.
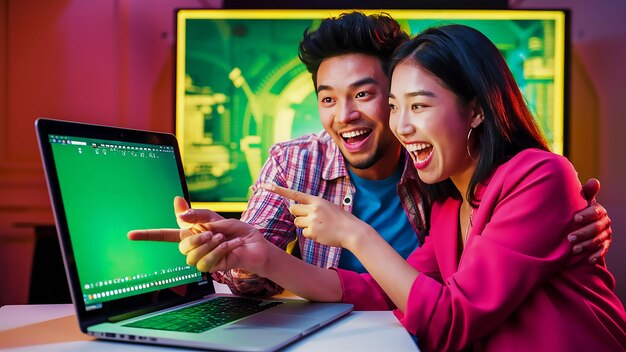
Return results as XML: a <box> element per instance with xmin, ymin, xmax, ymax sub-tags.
<box><xmin>405</xmin><ymin>142</ymin><xmax>433</xmax><ymax>169</ymax></box>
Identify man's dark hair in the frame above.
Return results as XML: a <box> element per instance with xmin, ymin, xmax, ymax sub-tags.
<box><xmin>298</xmin><ymin>11</ymin><xmax>409</xmax><ymax>88</ymax></box>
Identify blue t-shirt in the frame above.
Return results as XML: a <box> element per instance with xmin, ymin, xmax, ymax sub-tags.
<box><xmin>338</xmin><ymin>165</ymin><xmax>419</xmax><ymax>273</ymax></box>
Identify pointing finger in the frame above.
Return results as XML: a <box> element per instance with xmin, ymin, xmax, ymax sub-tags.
<box><xmin>127</xmin><ymin>229</ymin><xmax>181</xmax><ymax>242</ymax></box>
<box><xmin>261</xmin><ymin>183</ymin><xmax>315</xmax><ymax>204</ymax></box>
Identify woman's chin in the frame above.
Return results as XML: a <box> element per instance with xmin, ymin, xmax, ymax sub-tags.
<box><xmin>416</xmin><ymin>172</ymin><xmax>442</xmax><ymax>185</ymax></box>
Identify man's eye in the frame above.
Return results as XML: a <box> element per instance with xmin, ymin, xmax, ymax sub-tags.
<box><xmin>356</xmin><ymin>91</ymin><xmax>369</xmax><ymax>98</ymax></box>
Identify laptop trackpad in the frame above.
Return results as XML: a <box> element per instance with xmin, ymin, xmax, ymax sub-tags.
<box><xmin>230</xmin><ymin>314</ymin><xmax>320</xmax><ymax>331</ymax></box>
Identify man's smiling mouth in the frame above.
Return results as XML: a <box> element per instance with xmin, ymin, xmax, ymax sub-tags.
<box><xmin>341</xmin><ymin>129</ymin><xmax>372</xmax><ymax>144</ymax></box>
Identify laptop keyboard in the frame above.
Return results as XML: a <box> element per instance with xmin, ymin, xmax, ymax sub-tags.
<box><xmin>124</xmin><ymin>296</ymin><xmax>282</xmax><ymax>333</ymax></box>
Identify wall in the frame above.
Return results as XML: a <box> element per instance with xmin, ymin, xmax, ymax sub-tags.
<box><xmin>0</xmin><ymin>0</ymin><xmax>222</xmax><ymax>305</ymax></box>
<box><xmin>513</xmin><ymin>0</ymin><xmax>626</xmax><ymax>312</ymax></box>
<box><xmin>1</xmin><ymin>0</ymin><xmax>625</xmax><ymax>305</ymax></box>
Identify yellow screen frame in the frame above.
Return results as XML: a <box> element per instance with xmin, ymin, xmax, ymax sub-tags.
<box><xmin>176</xmin><ymin>9</ymin><xmax>567</xmax><ymax>213</ymax></box>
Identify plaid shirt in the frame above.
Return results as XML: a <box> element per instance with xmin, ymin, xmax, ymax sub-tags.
<box><xmin>212</xmin><ymin>131</ymin><xmax>428</xmax><ymax>296</ymax></box>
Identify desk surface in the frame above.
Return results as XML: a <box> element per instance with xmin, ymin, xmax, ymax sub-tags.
<box><xmin>0</xmin><ymin>304</ymin><xmax>419</xmax><ymax>351</ymax></box>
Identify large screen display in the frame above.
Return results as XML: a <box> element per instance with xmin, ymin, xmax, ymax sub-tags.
<box><xmin>176</xmin><ymin>9</ymin><xmax>568</xmax><ymax>212</ymax></box>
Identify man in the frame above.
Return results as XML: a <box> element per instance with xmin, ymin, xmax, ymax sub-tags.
<box><xmin>131</xmin><ymin>12</ymin><xmax>612</xmax><ymax>296</ymax></box>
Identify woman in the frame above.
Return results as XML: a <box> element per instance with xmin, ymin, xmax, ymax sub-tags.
<box><xmin>261</xmin><ymin>24</ymin><xmax>626</xmax><ymax>350</ymax></box>
<box><xmin>133</xmin><ymin>24</ymin><xmax>626</xmax><ymax>350</ymax></box>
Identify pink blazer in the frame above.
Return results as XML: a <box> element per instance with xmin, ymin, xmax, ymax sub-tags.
<box><xmin>337</xmin><ymin>149</ymin><xmax>626</xmax><ymax>351</ymax></box>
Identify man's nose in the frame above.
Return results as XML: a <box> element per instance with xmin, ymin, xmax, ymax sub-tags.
<box><xmin>336</xmin><ymin>101</ymin><xmax>359</xmax><ymax>124</ymax></box>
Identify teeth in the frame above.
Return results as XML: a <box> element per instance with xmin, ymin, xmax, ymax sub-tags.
<box><xmin>341</xmin><ymin>130</ymin><xmax>368</xmax><ymax>138</ymax></box>
<box><xmin>405</xmin><ymin>143</ymin><xmax>432</xmax><ymax>152</ymax></box>
<box><xmin>405</xmin><ymin>143</ymin><xmax>433</xmax><ymax>162</ymax></box>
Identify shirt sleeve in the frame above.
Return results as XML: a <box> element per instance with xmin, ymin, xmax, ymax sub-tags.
<box><xmin>333</xmin><ymin>268</ymin><xmax>395</xmax><ymax>310</ymax></box>
<box><xmin>242</xmin><ymin>144</ymin><xmax>299</xmax><ymax>249</ymax></box>
<box><xmin>395</xmin><ymin>151</ymin><xmax>588</xmax><ymax>351</ymax></box>
<box><xmin>336</xmin><ymin>233</ymin><xmax>441</xmax><ymax>310</ymax></box>
<box><xmin>211</xmin><ymin>145</ymin><xmax>298</xmax><ymax>296</ymax></box>
<box><xmin>211</xmin><ymin>269</ymin><xmax>283</xmax><ymax>297</ymax></box>
<box><xmin>405</xmin><ymin>233</ymin><xmax>442</xmax><ymax>282</ymax></box>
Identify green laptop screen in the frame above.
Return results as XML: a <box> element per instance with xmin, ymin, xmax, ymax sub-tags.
<box><xmin>49</xmin><ymin>135</ymin><xmax>202</xmax><ymax>308</ymax></box>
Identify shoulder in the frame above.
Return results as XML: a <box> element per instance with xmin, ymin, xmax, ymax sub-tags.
<box><xmin>268</xmin><ymin>131</ymin><xmax>334</xmax><ymax>156</ymax></box>
<box><xmin>499</xmin><ymin>149</ymin><xmax>575</xmax><ymax>180</ymax></box>
<box><xmin>265</xmin><ymin>131</ymin><xmax>347</xmax><ymax>180</ymax></box>
<box><xmin>508</xmin><ymin>148</ymin><xmax>570</xmax><ymax>167</ymax></box>
<box><xmin>487</xmin><ymin>149</ymin><xmax>580</xmax><ymax>199</ymax></box>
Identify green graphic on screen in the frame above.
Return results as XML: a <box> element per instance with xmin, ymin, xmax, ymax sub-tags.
<box><xmin>403</xmin><ymin>19</ymin><xmax>560</xmax><ymax>147</ymax></box>
<box><xmin>50</xmin><ymin>136</ymin><xmax>201</xmax><ymax>307</ymax></box>
<box><xmin>177</xmin><ymin>10</ymin><xmax>565</xmax><ymax>211</ymax></box>
<box><xmin>180</xmin><ymin>18</ymin><xmax>323</xmax><ymax>207</ymax></box>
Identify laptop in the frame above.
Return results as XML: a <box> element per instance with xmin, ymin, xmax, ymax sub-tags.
<box><xmin>35</xmin><ymin>117</ymin><xmax>353</xmax><ymax>351</ymax></box>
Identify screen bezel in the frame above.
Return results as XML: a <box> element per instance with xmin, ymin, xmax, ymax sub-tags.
<box><xmin>35</xmin><ymin>118</ymin><xmax>215</xmax><ymax>331</ymax></box>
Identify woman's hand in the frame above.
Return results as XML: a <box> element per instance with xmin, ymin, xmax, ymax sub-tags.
<box><xmin>261</xmin><ymin>183</ymin><xmax>374</xmax><ymax>250</ymax></box>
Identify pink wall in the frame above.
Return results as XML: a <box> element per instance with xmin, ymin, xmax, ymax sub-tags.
<box><xmin>1</xmin><ymin>0</ymin><xmax>625</xmax><ymax>305</ymax></box>
<box><xmin>514</xmin><ymin>0</ymin><xmax>626</xmax><ymax>317</ymax></box>
<box><xmin>0</xmin><ymin>0</ymin><xmax>221</xmax><ymax>305</ymax></box>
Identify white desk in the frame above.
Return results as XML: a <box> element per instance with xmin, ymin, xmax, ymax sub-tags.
<box><xmin>0</xmin><ymin>304</ymin><xmax>419</xmax><ymax>351</ymax></box>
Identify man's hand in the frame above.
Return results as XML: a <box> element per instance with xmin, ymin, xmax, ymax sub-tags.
<box><xmin>128</xmin><ymin>196</ymin><xmax>226</xmax><ymax>242</ymax></box>
<box><xmin>569</xmin><ymin>178</ymin><xmax>612</xmax><ymax>263</ymax></box>
<box><xmin>128</xmin><ymin>196</ymin><xmax>269</xmax><ymax>273</ymax></box>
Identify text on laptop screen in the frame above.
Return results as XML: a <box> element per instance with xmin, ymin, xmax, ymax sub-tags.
<box><xmin>49</xmin><ymin>135</ymin><xmax>202</xmax><ymax>308</ymax></box>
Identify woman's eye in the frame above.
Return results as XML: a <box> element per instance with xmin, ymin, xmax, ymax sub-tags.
<box><xmin>411</xmin><ymin>103</ymin><xmax>424</xmax><ymax>110</ymax></box>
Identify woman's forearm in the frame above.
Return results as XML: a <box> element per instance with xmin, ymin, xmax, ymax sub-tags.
<box><xmin>253</xmin><ymin>228</ymin><xmax>418</xmax><ymax>309</ymax></box>
<box><xmin>348</xmin><ymin>226</ymin><xmax>419</xmax><ymax>312</ymax></box>
<box><xmin>257</xmin><ymin>244</ymin><xmax>343</xmax><ymax>302</ymax></box>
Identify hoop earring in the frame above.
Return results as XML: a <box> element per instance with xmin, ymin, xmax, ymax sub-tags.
<box><xmin>466</xmin><ymin>128</ymin><xmax>475</xmax><ymax>161</ymax></box>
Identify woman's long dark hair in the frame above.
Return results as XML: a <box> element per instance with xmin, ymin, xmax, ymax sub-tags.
<box><xmin>390</xmin><ymin>24</ymin><xmax>550</xmax><ymax>206</ymax></box>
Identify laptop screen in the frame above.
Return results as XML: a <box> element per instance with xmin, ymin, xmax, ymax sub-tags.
<box><xmin>36</xmin><ymin>119</ymin><xmax>216</xmax><ymax>322</ymax></box>
<box><xmin>48</xmin><ymin>134</ymin><xmax>203</xmax><ymax>310</ymax></box>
